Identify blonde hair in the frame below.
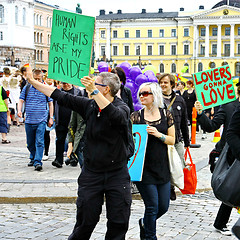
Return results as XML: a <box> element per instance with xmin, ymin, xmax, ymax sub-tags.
<box><xmin>138</xmin><ymin>82</ymin><xmax>164</xmax><ymax>108</ymax></box>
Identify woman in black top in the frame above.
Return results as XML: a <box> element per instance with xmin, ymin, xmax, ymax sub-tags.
<box><xmin>111</xmin><ymin>67</ymin><xmax>134</xmax><ymax>113</ymax></box>
<box><xmin>183</xmin><ymin>80</ymin><xmax>197</xmax><ymax>126</ymax></box>
<box><xmin>131</xmin><ymin>82</ymin><xmax>175</xmax><ymax>240</ymax></box>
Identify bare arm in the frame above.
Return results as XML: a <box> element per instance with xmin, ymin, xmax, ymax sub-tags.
<box><xmin>4</xmin><ymin>99</ymin><xmax>8</xmax><ymax>110</ymax></box>
<box><xmin>17</xmin><ymin>99</ymin><xmax>24</xmax><ymax>118</ymax></box>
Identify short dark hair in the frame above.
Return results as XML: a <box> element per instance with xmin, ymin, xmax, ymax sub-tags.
<box><xmin>33</xmin><ymin>69</ymin><xmax>43</xmax><ymax>76</ymax></box>
<box><xmin>3</xmin><ymin>67</ymin><xmax>10</xmax><ymax>75</ymax></box>
<box><xmin>177</xmin><ymin>81</ymin><xmax>186</xmax><ymax>87</ymax></box>
<box><xmin>186</xmin><ymin>80</ymin><xmax>194</xmax><ymax>86</ymax></box>
<box><xmin>20</xmin><ymin>66</ymin><xmax>27</xmax><ymax>74</ymax></box>
<box><xmin>111</xmin><ymin>67</ymin><xmax>126</xmax><ymax>85</ymax></box>
<box><xmin>157</xmin><ymin>73</ymin><xmax>175</xmax><ymax>89</ymax></box>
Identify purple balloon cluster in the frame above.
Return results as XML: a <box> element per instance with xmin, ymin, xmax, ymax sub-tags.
<box><xmin>119</xmin><ymin>62</ymin><xmax>158</xmax><ymax>111</ymax></box>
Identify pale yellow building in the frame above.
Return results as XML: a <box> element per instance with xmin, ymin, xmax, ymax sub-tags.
<box><xmin>95</xmin><ymin>1</ymin><xmax>240</xmax><ymax>78</ymax></box>
<box><xmin>34</xmin><ymin>0</ymin><xmax>56</xmax><ymax>70</ymax></box>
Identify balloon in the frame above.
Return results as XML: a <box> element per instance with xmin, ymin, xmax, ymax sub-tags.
<box><xmin>181</xmin><ymin>66</ymin><xmax>189</xmax><ymax>73</ymax></box>
<box><xmin>144</xmin><ymin>70</ymin><xmax>158</xmax><ymax>82</ymax></box>
<box><xmin>119</xmin><ymin>62</ymin><xmax>131</xmax><ymax>77</ymax></box>
<box><xmin>135</xmin><ymin>74</ymin><xmax>148</xmax><ymax>86</ymax></box>
<box><xmin>134</xmin><ymin>102</ymin><xmax>143</xmax><ymax>111</ymax></box>
<box><xmin>129</xmin><ymin>66</ymin><xmax>142</xmax><ymax>81</ymax></box>
<box><xmin>125</xmin><ymin>79</ymin><xmax>138</xmax><ymax>94</ymax></box>
<box><xmin>142</xmin><ymin>65</ymin><xmax>157</xmax><ymax>76</ymax></box>
<box><xmin>90</xmin><ymin>67</ymin><xmax>95</xmax><ymax>74</ymax></box>
<box><xmin>98</xmin><ymin>62</ymin><xmax>108</xmax><ymax>73</ymax></box>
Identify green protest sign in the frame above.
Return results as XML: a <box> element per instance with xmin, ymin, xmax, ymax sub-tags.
<box><xmin>192</xmin><ymin>65</ymin><xmax>236</xmax><ymax>110</ymax></box>
<box><xmin>48</xmin><ymin>10</ymin><xmax>95</xmax><ymax>86</ymax></box>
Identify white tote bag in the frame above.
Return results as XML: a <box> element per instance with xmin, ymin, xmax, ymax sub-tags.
<box><xmin>168</xmin><ymin>145</ymin><xmax>184</xmax><ymax>189</ymax></box>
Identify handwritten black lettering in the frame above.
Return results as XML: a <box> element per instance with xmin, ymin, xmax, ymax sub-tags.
<box><xmin>55</xmin><ymin>14</ymin><xmax>76</xmax><ymax>28</ymax></box>
<box><xmin>51</xmin><ymin>42</ymin><xmax>67</xmax><ymax>53</ymax></box>
<box><xmin>62</xmin><ymin>28</ymin><xmax>89</xmax><ymax>46</ymax></box>
<box><xmin>72</xmin><ymin>49</ymin><xmax>82</xmax><ymax>58</ymax></box>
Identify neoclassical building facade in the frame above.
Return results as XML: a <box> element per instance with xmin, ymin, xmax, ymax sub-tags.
<box><xmin>95</xmin><ymin>1</ymin><xmax>240</xmax><ymax>77</ymax></box>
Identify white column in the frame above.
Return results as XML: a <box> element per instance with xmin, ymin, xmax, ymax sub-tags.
<box><xmin>193</xmin><ymin>25</ymin><xmax>198</xmax><ymax>58</ymax></box>
<box><xmin>230</xmin><ymin>24</ymin><xmax>235</xmax><ymax>57</ymax></box>
<box><xmin>95</xmin><ymin>28</ymin><xmax>100</xmax><ymax>59</ymax></box>
<box><xmin>205</xmin><ymin>25</ymin><xmax>209</xmax><ymax>57</ymax></box>
<box><xmin>106</xmin><ymin>25</ymin><xmax>111</xmax><ymax>59</ymax></box>
<box><xmin>217</xmin><ymin>24</ymin><xmax>222</xmax><ymax>57</ymax></box>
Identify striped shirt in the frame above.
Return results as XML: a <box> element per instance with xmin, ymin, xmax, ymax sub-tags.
<box><xmin>20</xmin><ymin>85</ymin><xmax>53</xmax><ymax>124</ymax></box>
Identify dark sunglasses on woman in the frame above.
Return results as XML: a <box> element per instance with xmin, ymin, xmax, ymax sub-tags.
<box><xmin>139</xmin><ymin>91</ymin><xmax>153</xmax><ymax>97</ymax></box>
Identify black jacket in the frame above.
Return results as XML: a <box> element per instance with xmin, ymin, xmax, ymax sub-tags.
<box><xmin>226</xmin><ymin>105</ymin><xmax>240</xmax><ymax>160</ymax></box>
<box><xmin>120</xmin><ymin>85</ymin><xmax>134</xmax><ymax>114</ymax></box>
<box><xmin>164</xmin><ymin>91</ymin><xmax>190</xmax><ymax>147</ymax></box>
<box><xmin>197</xmin><ymin>98</ymin><xmax>240</xmax><ymax>152</ymax></box>
<box><xmin>51</xmin><ymin>88</ymin><xmax>129</xmax><ymax>172</ymax></box>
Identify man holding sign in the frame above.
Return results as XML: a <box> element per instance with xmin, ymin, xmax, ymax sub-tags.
<box><xmin>26</xmin><ymin>67</ymin><xmax>131</xmax><ymax>240</ymax></box>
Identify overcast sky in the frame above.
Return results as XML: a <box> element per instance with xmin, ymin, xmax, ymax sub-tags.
<box><xmin>43</xmin><ymin>0</ymin><xmax>223</xmax><ymax>17</ymax></box>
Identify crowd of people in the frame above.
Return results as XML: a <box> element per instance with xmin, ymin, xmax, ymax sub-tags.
<box><xmin>0</xmin><ymin>64</ymin><xmax>240</xmax><ymax>239</ymax></box>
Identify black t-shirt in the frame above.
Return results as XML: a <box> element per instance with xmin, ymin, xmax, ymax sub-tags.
<box><xmin>1</xmin><ymin>87</ymin><xmax>7</xmax><ymax>100</ymax></box>
<box><xmin>58</xmin><ymin>88</ymin><xmax>75</xmax><ymax>127</ymax></box>
<box><xmin>131</xmin><ymin>108</ymin><xmax>174</xmax><ymax>184</ymax></box>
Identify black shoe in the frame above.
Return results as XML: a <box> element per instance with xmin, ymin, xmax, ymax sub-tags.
<box><xmin>52</xmin><ymin>160</ymin><xmax>62</xmax><ymax>168</ymax></box>
<box><xmin>139</xmin><ymin>218</ymin><xmax>145</xmax><ymax>240</ymax></box>
<box><xmin>215</xmin><ymin>227</ymin><xmax>232</xmax><ymax>236</ymax></box>
<box><xmin>28</xmin><ymin>161</ymin><xmax>34</xmax><ymax>167</ymax></box>
<box><xmin>170</xmin><ymin>187</ymin><xmax>176</xmax><ymax>201</ymax></box>
<box><xmin>34</xmin><ymin>164</ymin><xmax>42</xmax><ymax>171</ymax></box>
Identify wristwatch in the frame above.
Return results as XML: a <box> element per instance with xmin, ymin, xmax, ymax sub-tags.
<box><xmin>90</xmin><ymin>89</ymin><xmax>100</xmax><ymax>96</ymax></box>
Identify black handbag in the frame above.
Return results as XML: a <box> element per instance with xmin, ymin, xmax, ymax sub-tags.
<box><xmin>211</xmin><ymin>143</ymin><xmax>240</xmax><ymax>208</ymax></box>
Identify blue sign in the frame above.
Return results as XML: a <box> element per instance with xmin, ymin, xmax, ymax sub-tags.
<box><xmin>128</xmin><ymin>124</ymin><xmax>148</xmax><ymax>181</ymax></box>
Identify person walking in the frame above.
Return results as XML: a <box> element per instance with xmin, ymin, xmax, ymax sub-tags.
<box><xmin>26</xmin><ymin>67</ymin><xmax>132</xmax><ymax>240</ymax></box>
<box><xmin>131</xmin><ymin>82</ymin><xmax>175</xmax><ymax>240</ymax></box>
<box><xmin>0</xmin><ymin>86</ymin><xmax>10</xmax><ymax>144</ymax></box>
<box><xmin>194</xmin><ymin>80</ymin><xmax>240</xmax><ymax>236</ymax></box>
<box><xmin>158</xmin><ymin>73</ymin><xmax>190</xmax><ymax>200</ymax></box>
<box><xmin>52</xmin><ymin>82</ymin><xmax>79</xmax><ymax>168</ymax></box>
<box><xmin>17</xmin><ymin>69</ymin><xmax>54</xmax><ymax>171</ymax></box>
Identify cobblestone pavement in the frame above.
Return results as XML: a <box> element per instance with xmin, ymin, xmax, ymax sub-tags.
<box><xmin>0</xmin><ymin>125</ymin><xmax>239</xmax><ymax>239</ymax></box>
<box><xmin>0</xmin><ymin>192</ymin><xmax>239</xmax><ymax>239</ymax></box>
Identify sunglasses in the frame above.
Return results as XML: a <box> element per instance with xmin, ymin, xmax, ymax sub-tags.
<box><xmin>95</xmin><ymin>82</ymin><xmax>107</xmax><ymax>87</ymax></box>
<box><xmin>139</xmin><ymin>91</ymin><xmax>153</xmax><ymax>97</ymax></box>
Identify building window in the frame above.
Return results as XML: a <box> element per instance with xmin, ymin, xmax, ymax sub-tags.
<box><xmin>212</xmin><ymin>27</ymin><xmax>217</xmax><ymax>36</ymax></box>
<box><xmin>0</xmin><ymin>5</ymin><xmax>4</xmax><ymax>23</ymax></box>
<box><xmin>171</xmin><ymin>63</ymin><xmax>176</xmax><ymax>73</ymax></box>
<box><xmin>48</xmin><ymin>34</ymin><xmax>51</xmax><ymax>44</ymax></box>
<box><xmin>159</xmin><ymin>63</ymin><xmax>164</xmax><ymax>73</ymax></box>
<box><xmin>171</xmin><ymin>45</ymin><xmax>176</xmax><ymax>55</ymax></box>
<box><xmin>101</xmin><ymin>30</ymin><xmax>105</xmax><ymax>38</ymax></box>
<box><xmin>37</xmin><ymin>50</ymin><xmax>39</xmax><ymax>61</ymax></box>
<box><xmin>0</xmin><ymin>31</ymin><xmax>3</xmax><ymax>40</ymax></box>
<box><xmin>35</xmin><ymin>14</ymin><xmax>38</xmax><ymax>25</ymax></box>
<box><xmin>113</xmin><ymin>30</ymin><xmax>117</xmax><ymax>38</ymax></box>
<box><xmin>238</xmin><ymin>44</ymin><xmax>240</xmax><ymax>54</ymax></box>
<box><xmin>224</xmin><ymin>44</ymin><xmax>230</xmax><ymax>56</ymax></box>
<box><xmin>37</xmin><ymin>32</ymin><xmax>39</xmax><ymax>43</ymax></box>
<box><xmin>184</xmin><ymin>45</ymin><xmax>189</xmax><ymax>55</ymax></box>
<box><xmin>200</xmin><ymin>44</ymin><xmax>205</xmax><ymax>55</ymax></box>
<box><xmin>136</xmin><ymin>30</ymin><xmax>140</xmax><ymax>38</ymax></box>
<box><xmin>235</xmin><ymin>62</ymin><xmax>240</xmax><ymax>76</ymax></box>
<box><xmin>222</xmin><ymin>61</ymin><xmax>228</xmax><ymax>66</ymax></box>
<box><xmin>212</xmin><ymin>44</ymin><xmax>217</xmax><ymax>55</ymax></box>
<box><xmin>124</xmin><ymin>46</ymin><xmax>129</xmax><ymax>56</ymax></box>
<box><xmin>184</xmin><ymin>63</ymin><xmax>189</xmax><ymax>73</ymax></box>
<box><xmin>238</xmin><ymin>27</ymin><xmax>240</xmax><ymax>36</ymax></box>
<box><xmin>15</xmin><ymin>6</ymin><xmax>18</xmax><ymax>24</ymax></box>
<box><xmin>125</xmin><ymin>30</ymin><xmax>129</xmax><ymax>38</ymax></box>
<box><xmin>198</xmin><ymin>62</ymin><xmax>203</xmax><ymax>72</ymax></box>
<box><xmin>184</xmin><ymin>28</ymin><xmax>189</xmax><ymax>37</ymax></box>
<box><xmin>101</xmin><ymin>46</ymin><xmax>105</xmax><ymax>56</ymax></box>
<box><xmin>210</xmin><ymin>62</ymin><xmax>216</xmax><ymax>68</ymax></box>
<box><xmin>225</xmin><ymin>27</ymin><xmax>230</xmax><ymax>36</ymax></box>
<box><xmin>34</xmin><ymin>32</ymin><xmax>36</xmax><ymax>42</ymax></box>
<box><xmin>159</xmin><ymin>29</ymin><xmax>164</xmax><ymax>37</ymax></box>
<box><xmin>22</xmin><ymin>8</ymin><xmax>26</xmax><ymax>26</ymax></box>
<box><xmin>113</xmin><ymin>46</ymin><xmax>118</xmax><ymax>56</ymax></box>
<box><xmin>148</xmin><ymin>45</ymin><xmax>153</xmax><ymax>55</ymax></box>
<box><xmin>171</xmin><ymin>29</ymin><xmax>176</xmax><ymax>37</ymax></box>
<box><xmin>200</xmin><ymin>28</ymin><xmax>206</xmax><ymax>36</ymax></box>
<box><xmin>40</xmin><ymin>50</ymin><xmax>43</xmax><ymax>61</ymax></box>
<box><xmin>40</xmin><ymin>33</ymin><xmax>43</xmax><ymax>43</ymax></box>
<box><xmin>159</xmin><ymin>45</ymin><xmax>164</xmax><ymax>55</ymax></box>
<box><xmin>148</xmin><ymin>30</ymin><xmax>152</xmax><ymax>38</ymax></box>
<box><xmin>39</xmin><ymin>15</ymin><xmax>42</xmax><ymax>26</ymax></box>
<box><xmin>136</xmin><ymin>45</ymin><xmax>141</xmax><ymax>55</ymax></box>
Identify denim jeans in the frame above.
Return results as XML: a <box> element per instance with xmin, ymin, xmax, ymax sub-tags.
<box><xmin>25</xmin><ymin>122</ymin><xmax>46</xmax><ymax>166</ymax></box>
<box><xmin>136</xmin><ymin>181</ymin><xmax>171</xmax><ymax>240</ymax></box>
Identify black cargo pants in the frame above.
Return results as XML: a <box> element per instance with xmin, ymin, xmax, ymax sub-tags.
<box><xmin>68</xmin><ymin>165</ymin><xmax>132</xmax><ymax>240</ymax></box>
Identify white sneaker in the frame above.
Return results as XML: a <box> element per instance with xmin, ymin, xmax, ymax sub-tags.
<box><xmin>215</xmin><ymin>227</ymin><xmax>232</xmax><ymax>236</ymax></box>
<box><xmin>42</xmin><ymin>155</ymin><xmax>49</xmax><ymax>161</ymax></box>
